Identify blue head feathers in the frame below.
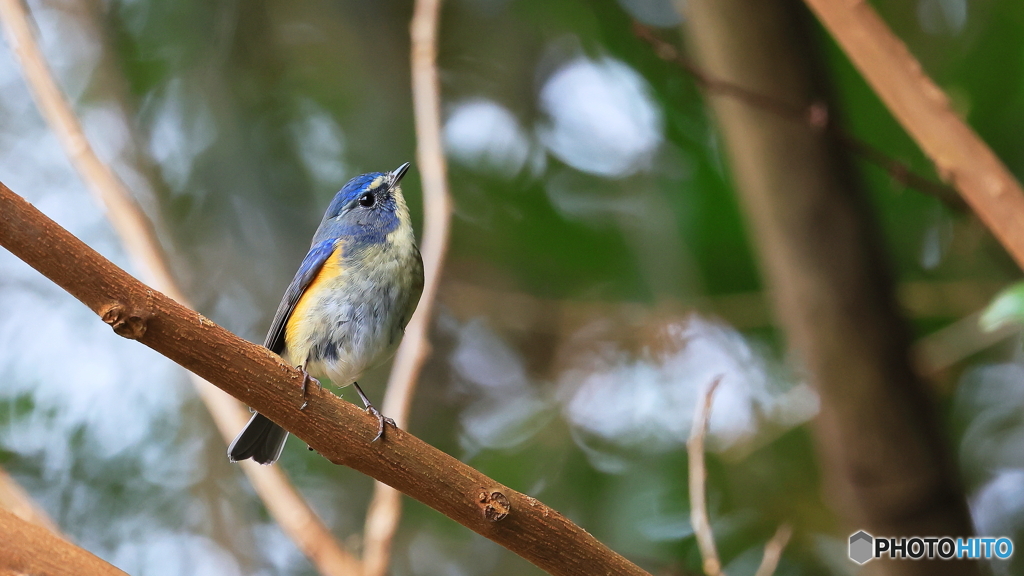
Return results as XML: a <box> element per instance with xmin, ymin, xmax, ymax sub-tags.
<box><xmin>312</xmin><ymin>163</ymin><xmax>412</xmax><ymax>247</ymax></box>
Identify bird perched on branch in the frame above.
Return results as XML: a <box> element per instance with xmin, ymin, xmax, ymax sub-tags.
<box><xmin>228</xmin><ymin>163</ymin><xmax>424</xmax><ymax>465</ymax></box>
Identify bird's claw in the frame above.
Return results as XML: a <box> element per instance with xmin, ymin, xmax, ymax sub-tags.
<box><xmin>366</xmin><ymin>406</ymin><xmax>396</xmax><ymax>442</ymax></box>
<box><xmin>299</xmin><ymin>366</ymin><xmax>321</xmax><ymax>411</ymax></box>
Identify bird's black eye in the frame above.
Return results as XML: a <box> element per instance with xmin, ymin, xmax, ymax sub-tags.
<box><xmin>358</xmin><ymin>192</ymin><xmax>375</xmax><ymax>207</ymax></box>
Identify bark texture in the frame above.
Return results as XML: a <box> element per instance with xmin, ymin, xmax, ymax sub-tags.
<box><xmin>0</xmin><ymin>508</ymin><xmax>128</xmax><ymax>576</ymax></box>
<box><xmin>0</xmin><ymin>181</ymin><xmax>650</xmax><ymax>576</ymax></box>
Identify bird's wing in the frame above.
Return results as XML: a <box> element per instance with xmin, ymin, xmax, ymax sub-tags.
<box><xmin>263</xmin><ymin>238</ymin><xmax>339</xmax><ymax>353</ymax></box>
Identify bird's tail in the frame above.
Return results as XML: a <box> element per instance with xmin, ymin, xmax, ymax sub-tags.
<box><xmin>227</xmin><ymin>412</ymin><xmax>289</xmax><ymax>465</ymax></box>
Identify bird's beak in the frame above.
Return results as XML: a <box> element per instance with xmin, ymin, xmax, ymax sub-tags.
<box><xmin>391</xmin><ymin>162</ymin><xmax>411</xmax><ymax>184</ymax></box>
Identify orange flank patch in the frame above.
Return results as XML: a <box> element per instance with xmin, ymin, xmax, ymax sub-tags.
<box><xmin>285</xmin><ymin>243</ymin><xmax>345</xmax><ymax>351</ymax></box>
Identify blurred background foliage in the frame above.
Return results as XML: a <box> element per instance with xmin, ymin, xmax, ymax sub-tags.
<box><xmin>1</xmin><ymin>0</ymin><xmax>1024</xmax><ymax>574</ymax></box>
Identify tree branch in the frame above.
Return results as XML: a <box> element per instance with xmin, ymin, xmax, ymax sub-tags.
<box><xmin>0</xmin><ymin>181</ymin><xmax>651</xmax><ymax>576</ymax></box>
<box><xmin>801</xmin><ymin>0</ymin><xmax>1024</xmax><ymax>270</ymax></box>
<box><xmin>679</xmin><ymin>1</ymin><xmax>979</xmax><ymax>575</ymax></box>
<box><xmin>753</xmin><ymin>524</ymin><xmax>792</xmax><ymax>576</ymax></box>
<box><xmin>688</xmin><ymin>379</ymin><xmax>791</xmax><ymax>576</ymax></box>
<box><xmin>0</xmin><ymin>507</ymin><xmax>126</xmax><ymax>576</ymax></box>
<box><xmin>631</xmin><ymin>22</ymin><xmax>966</xmax><ymax>212</ymax></box>
<box><xmin>0</xmin><ymin>467</ymin><xmax>59</xmax><ymax>534</ymax></box>
<box><xmin>0</xmin><ymin>1</ymin><xmax>358</xmax><ymax>572</ymax></box>
<box><xmin>687</xmin><ymin>378</ymin><xmax>725</xmax><ymax>576</ymax></box>
<box><xmin>361</xmin><ymin>0</ymin><xmax>454</xmax><ymax>574</ymax></box>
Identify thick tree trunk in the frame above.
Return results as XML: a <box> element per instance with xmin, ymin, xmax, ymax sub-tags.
<box><xmin>679</xmin><ymin>1</ymin><xmax>979</xmax><ymax>574</ymax></box>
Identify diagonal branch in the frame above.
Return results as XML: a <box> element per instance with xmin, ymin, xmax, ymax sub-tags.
<box><xmin>0</xmin><ymin>508</ymin><xmax>127</xmax><ymax>576</ymax></box>
<box><xmin>801</xmin><ymin>0</ymin><xmax>1024</xmax><ymax>271</ymax></box>
<box><xmin>0</xmin><ymin>180</ymin><xmax>652</xmax><ymax>576</ymax></box>
<box><xmin>361</xmin><ymin>1</ymin><xmax>453</xmax><ymax>574</ymax></box>
<box><xmin>631</xmin><ymin>22</ymin><xmax>966</xmax><ymax>212</ymax></box>
<box><xmin>753</xmin><ymin>524</ymin><xmax>792</xmax><ymax>576</ymax></box>
<box><xmin>0</xmin><ymin>467</ymin><xmax>59</xmax><ymax>534</ymax></box>
<box><xmin>0</xmin><ymin>1</ymin><xmax>358</xmax><ymax>573</ymax></box>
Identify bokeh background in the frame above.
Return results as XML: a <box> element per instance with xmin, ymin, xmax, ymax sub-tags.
<box><xmin>2</xmin><ymin>0</ymin><xmax>1024</xmax><ymax>574</ymax></box>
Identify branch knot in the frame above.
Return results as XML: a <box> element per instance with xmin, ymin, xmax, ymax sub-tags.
<box><xmin>100</xmin><ymin>303</ymin><xmax>149</xmax><ymax>340</ymax></box>
<box><xmin>478</xmin><ymin>490</ymin><xmax>511</xmax><ymax>522</ymax></box>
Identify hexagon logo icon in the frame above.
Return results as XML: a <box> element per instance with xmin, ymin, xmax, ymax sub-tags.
<box><xmin>849</xmin><ymin>531</ymin><xmax>874</xmax><ymax>564</ymax></box>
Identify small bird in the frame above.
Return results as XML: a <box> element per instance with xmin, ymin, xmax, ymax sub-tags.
<box><xmin>228</xmin><ymin>163</ymin><xmax>424</xmax><ymax>465</ymax></box>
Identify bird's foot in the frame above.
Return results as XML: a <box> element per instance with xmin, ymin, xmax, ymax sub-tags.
<box><xmin>352</xmin><ymin>381</ymin><xmax>395</xmax><ymax>442</ymax></box>
<box><xmin>298</xmin><ymin>366</ymin><xmax>322</xmax><ymax>411</ymax></box>
<box><xmin>366</xmin><ymin>406</ymin><xmax>396</xmax><ymax>442</ymax></box>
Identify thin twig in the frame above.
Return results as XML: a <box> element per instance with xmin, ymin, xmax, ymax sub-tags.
<box><xmin>753</xmin><ymin>524</ymin><xmax>792</xmax><ymax>576</ymax></box>
<box><xmin>0</xmin><ymin>2</ymin><xmax>359</xmax><ymax>574</ymax></box>
<box><xmin>687</xmin><ymin>380</ymin><xmax>791</xmax><ymax>576</ymax></box>
<box><xmin>361</xmin><ymin>0</ymin><xmax>453</xmax><ymax>574</ymax></box>
<box><xmin>687</xmin><ymin>377</ymin><xmax>725</xmax><ymax>576</ymax></box>
<box><xmin>0</xmin><ymin>181</ymin><xmax>654</xmax><ymax>576</ymax></box>
<box><xmin>835</xmin><ymin>134</ymin><xmax>965</xmax><ymax>209</ymax></box>
<box><xmin>634</xmin><ymin>23</ymin><xmax>808</xmax><ymax>122</ymax></box>
<box><xmin>631</xmin><ymin>22</ymin><xmax>967</xmax><ymax>212</ymax></box>
<box><xmin>800</xmin><ymin>0</ymin><xmax>1024</xmax><ymax>269</ymax></box>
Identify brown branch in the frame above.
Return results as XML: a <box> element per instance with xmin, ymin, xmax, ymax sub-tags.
<box><xmin>0</xmin><ymin>467</ymin><xmax>59</xmax><ymax>534</ymax></box>
<box><xmin>0</xmin><ymin>507</ymin><xmax>127</xmax><ymax>576</ymax></box>
<box><xmin>835</xmin><ymin>135</ymin><xmax>966</xmax><ymax>210</ymax></box>
<box><xmin>687</xmin><ymin>378</ymin><xmax>725</xmax><ymax>576</ymax></box>
<box><xmin>801</xmin><ymin>0</ymin><xmax>1024</xmax><ymax>270</ymax></box>
<box><xmin>0</xmin><ymin>1</ymin><xmax>359</xmax><ymax>573</ymax></box>
<box><xmin>0</xmin><ymin>181</ymin><xmax>652</xmax><ymax>576</ymax></box>
<box><xmin>631</xmin><ymin>22</ymin><xmax>967</xmax><ymax>212</ymax></box>
<box><xmin>634</xmin><ymin>22</ymin><xmax>809</xmax><ymax>123</ymax></box>
<box><xmin>679</xmin><ymin>2</ymin><xmax>979</xmax><ymax>576</ymax></box>
<box><xmin>361</xmin><ymin>1</ymin><xmax>454</xmax><ymax>574</ymax></box>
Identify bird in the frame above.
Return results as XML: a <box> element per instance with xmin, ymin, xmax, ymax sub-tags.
<box><xmin>228</xmin><ymin>162</ymin><xmax>424</xmax><ymax>465</ymax></box>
